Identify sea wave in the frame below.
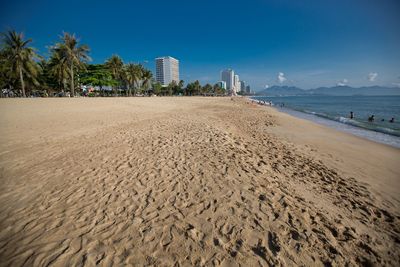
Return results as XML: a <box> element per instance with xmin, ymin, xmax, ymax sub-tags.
<box><xmin>250</xmin><ymin>96</ymin><xmax>400</xmax><ymax>148</ymax></box>
<box><xmin>287</xmin><ymin>107</ymin><xmax>400</xmax><ymax>137</ymax></box>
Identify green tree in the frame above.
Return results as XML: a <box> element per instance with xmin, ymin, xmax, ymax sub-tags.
<box><xmin>105</xmin><ymin>55</ymin><xmax>124</xmax><ymax>96</ymax></box>
<box><xmin>185</xmin><ymin>82</ymin><xmax>194</xmax><ymax>96</ymax></box>
<box><xmin>178</xmin><ymin>80</ymin><xmax>184</xmax><ymax>89</ymax></box>
<box><xmin>48</xmin><ymin>49</ymin><xmax>68</xmax><ymax>92</ymax></box>
<box><xmin>202</xmin><ymin>83</ymin><xmax>213</xmax><ymax>95</ymax></box>
<box><xmin>1</xmin><ymin>30</ymin><xmax>41</xmax><ymax>97</ymax></box>
<box><xmin>193</xmin><ymin>80</ymin><xmax>201</xmax><ymax>95</ymax></box>
<box><xmin>124</xmin><ymin>63</ymin><xmax>142</xmax><ymax>96</ymax></box>
<box><xmin>213</xmin><ymin>83</ymin><xmax>226</xmax><ymax>95</ymax></box>
<box><xmin>52</xmin><ymin>32</ymin><xmax>90</xmax><ymax>96</ymax></box>
<box><xmin>166</xmin><ymin>81</ymin><xmax>178</xmax><ymax>96</ymax></box>
<box><xmin>36</xmin><ymin>59</ymin><xmax>57</xmax><ymax>95</ymax></box>
<box><xmin>152</xmin><ymin>81</ymin><xmax>162</xmax><ymax>95</ymax></box>
<box><xmin>173</xmin><ymin>80</ymin><xmax>184</xmax><ymax>95</ymax></box>
<box><xmin>0</xmin><ymin>50</ymin><xmax>13</xmax><ymax>92</ymax></box>
<box><xmin>80</xmin><ymin>64</ymin><xmax>116</xmax><ymax>95</ymax></box>
<box><xmin>141</xmin><ymin>69</ymin><xmax>153</xmax><ymax>95</ymax></box>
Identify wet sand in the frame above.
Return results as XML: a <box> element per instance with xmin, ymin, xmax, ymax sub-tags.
<box><xmin>0</xmin><ymin>97</ymin><xmax>399</xmax><ymax>266</ymax></box>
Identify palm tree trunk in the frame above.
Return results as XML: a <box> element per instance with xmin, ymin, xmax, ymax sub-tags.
<box><xmin>19</xmin><ymin>66</ymin><xmax>26</xmax><ymax>97</ymax></box>
<box><xmin>63</xmin><ymin>78</ymin><xmax>67</xmax><ymax>95</ymax></box>
<box><xmin>70</xmin><ymin>63</ymin><xmax>74</xmax><ymax>97</ymax></box>
<box><xmin>127</xmin><ymin>84</ymin><xmax>131</xmax><ymax>97</ymax></box>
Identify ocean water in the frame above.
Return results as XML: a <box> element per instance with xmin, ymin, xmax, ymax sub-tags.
<box><xmin>252</xmin><ymin>95</ymin><xmax>400</xmax><ymax>148</ymax></box>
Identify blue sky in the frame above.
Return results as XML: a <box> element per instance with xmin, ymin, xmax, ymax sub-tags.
<box><xmin>1</xmin><ymin>0</ymin><xmax>400</xmax><ymax>89</ymax></box>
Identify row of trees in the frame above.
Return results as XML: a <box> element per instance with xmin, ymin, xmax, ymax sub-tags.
<box><xmin>0</xmin><ymin>30</ymin><xmax>226</xmax><ymax>97</ymax></box>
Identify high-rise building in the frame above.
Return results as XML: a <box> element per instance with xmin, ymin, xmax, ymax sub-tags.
<box><xmin>240</xmin><ymin>81</ymin><xmax>246</xmax><ymax>92</ymax></box>
<box><xmin>221</xmin><ymin>69</ymin><xmax>234</xmax><ymax>91</ymax></box>
<box><xmin>155</xmin><ymin>56</ymin><xmax>179</xmax><ymax>86</ymax></box>
<box><xmin>234</xmin><ymin>74</ymin><xmax>240</xmax><ymax>93</ymax></box>
<box><xmin>216</xmin><ymin>81</ymin><xmax>227</xmax><ymax>90</ymax></box>
<box><xmin>246</xmin><ymin>85</ymin><xmax>251</xmax><ymax>94</ymax></box>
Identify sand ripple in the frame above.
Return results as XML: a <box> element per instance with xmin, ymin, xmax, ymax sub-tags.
<box><xmin>0</xmin><ymin>98</ymin><xmax>399</xmax><ymax>266</ymax></box>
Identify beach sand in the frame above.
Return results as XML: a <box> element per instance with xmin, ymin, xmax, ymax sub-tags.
<box><xmin>0</xmin><ymin>97</ymin><xmax>399</xmax><ymax>266</ymax></box>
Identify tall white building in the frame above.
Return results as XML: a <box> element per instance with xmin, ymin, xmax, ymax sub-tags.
<box><xmin>155</xmin><ymin>56</ymin><xmax>179</xmax><ymax>86</ymax></box>
<box><xmin>216</xmin><ymin>81</ymin><xmax>227</xmax><ymax>90</ymax></box>
<box><xmin>234</xmin><ymin>74</ymin><xmax>240</xmax><ymax>93</ymax></box>
<box><xmin>221</xmin><ymin>69</ymin><xmax>235</xmax><ymax>91</ymax></box>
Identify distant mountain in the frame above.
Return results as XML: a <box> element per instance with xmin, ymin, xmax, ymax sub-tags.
<box><xmin>257</xmin><ymin>85</ymin><xmax>400</xmax><ymax>96</ymax></box>
<box><xmin>308</xmin><ymin>86</ymin><xmax>400</xmax><ymax>96</ymax></box>
<box><xmin>257</xmin><ymin>86</ymin><xmax>307</xmax><ymax>96</ymax></box>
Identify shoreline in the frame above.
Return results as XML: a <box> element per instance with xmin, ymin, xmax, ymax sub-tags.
<box><xmin>0</xmin><ymin>97</ymin><xmax>399</xmax><ymax>266</ymax></box>
<box><xmin>247</xmin><ymin>100</ymin><xmax>400</xmax><ymax>204</ymax></box>
<box><xmin>249</xmin><ymin>96</ymin><xmax>400</xmax><ymax>148</ymax></box>
<box><xmin>244</xmin><ymin>97</ymin><xmax>400</xmax><ymax>202</ymax></box>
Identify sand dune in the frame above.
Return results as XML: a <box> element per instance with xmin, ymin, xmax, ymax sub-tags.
<box><xmin>0</xmin><ymin>97</ymin><xmax>399</xmax><ymax>266</ymax></box>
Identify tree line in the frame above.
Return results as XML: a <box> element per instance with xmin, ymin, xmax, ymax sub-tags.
<box><xmin>0</xmin><ymin>30</ymin><xmax>226</xmax><ymax>97</ymax></box>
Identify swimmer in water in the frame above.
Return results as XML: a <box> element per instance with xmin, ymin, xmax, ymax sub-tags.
<box><xmin>368</xmin><ymin>115</ymin><xmax>375</xmax><ymax>122</ymax></box>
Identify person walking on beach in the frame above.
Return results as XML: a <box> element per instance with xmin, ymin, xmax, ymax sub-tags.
<box><xmin>350</xmin><ymin>111</ymin><xmax>354</xmax><ymax>119</ymax></box>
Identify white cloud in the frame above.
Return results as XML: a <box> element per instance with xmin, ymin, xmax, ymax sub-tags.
<box><xmin>277</xmin><ymin>72</ymin><xmax>286</xmax><ymax>83</ymax></box>
<box><xmin>337</xmin><ymin>79</ymin><xmax>348</xmax><ymax>86</ymax></box>
<box><xmin>368</xmin><ymin>72</ymin><xmax>378</xmax><ymax>82</ymax></box>
<box><xmin>392</xmin><ymin>83</ymin><xmax>400</xmax><ymax>88</ymax></box>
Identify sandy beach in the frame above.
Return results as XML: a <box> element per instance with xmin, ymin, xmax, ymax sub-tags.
<box><xmin>0</xmin><ymin>97</ymin><xmax>399</xmax><ymax>266</ymax></box>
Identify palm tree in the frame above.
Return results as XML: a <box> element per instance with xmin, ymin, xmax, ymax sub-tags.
<box><xmin>53</xmin><ymin>32</ymin><xmax>90</xmax><ymax>96</ymax></box>
<box><xmin>0</xmin><ymin>50</ymin><xmax>13</xmax><ymax>92</ymax></box>
<box><xmin>135</xmin><ymin>64</ymin><xmax>145</xmax><ymax>94</ymax></box>
<box><xmin>141</xmin><ymin>69</ymin><xmax>152</xmax><ymax>95</ymax></box>
<box><xmin>124</xmin><ymin>63</ymin><xmax>143</xmax><ymax>96</ymax></box>
<box><xmin>48</xmin><ymin>49</ymin><xmax>68</xmax><ymax>92</ymax></box>
<box><xmin>105</xmin><ymin>55</ymin><xmax>123</xmax><ymax>96</ymax></box>
<box><xmin>193</xmin><ymin>80</ymin><xmax>201</xmax><ymax>95</ymax></box>
<box><xmin>202</xmin><ymin>83</ymin><xmax>213</xmax><ymax>95</ymax></box>
<box><xmin>1</xmin><ymin>30</ymin><xmax>40</xmax><ymax>97</ymax></box>
<box><xmin>152</xmin><ymin>81</ymin><xmax>162</xmax><ymax>96</ymax></box>
<box><xmin>178</xmin><ymin>80</ymin><xmax>184</xmax><ymax>89</ymax></box>
<box><xmin>125</xmin><ymin>63</ymin><xmax>138</xmax><ymax>96</ymax></box>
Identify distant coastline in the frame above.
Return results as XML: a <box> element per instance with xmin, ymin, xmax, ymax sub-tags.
<box><xmin>256</xmin><ymin>85</ymin><xmax>400</xmax><ymax>96</ymax></box>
